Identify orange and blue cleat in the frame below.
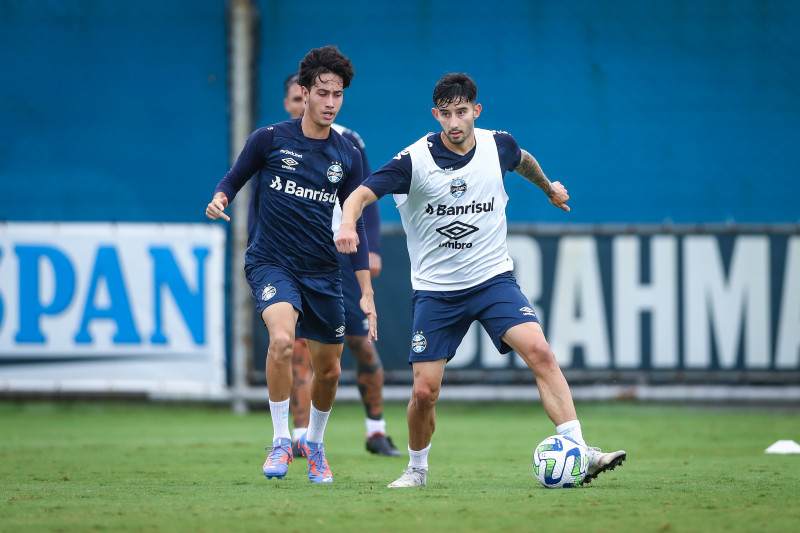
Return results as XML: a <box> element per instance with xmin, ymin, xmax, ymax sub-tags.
<box><xmin>300</xmin><ymin>435</ymin><xmax>333</xmax><ymax>483</ymax></box>
<box><xmin>262</xmin><ymin>437</ymin><xmax>293</xmax><ymax>479</ymax></box>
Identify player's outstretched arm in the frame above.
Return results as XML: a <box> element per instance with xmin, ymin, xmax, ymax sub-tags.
<box><xmin>206</xmin><ymin>192</ymin><xmax>230</xmax><ymax>221</ymax></box>
<box><xmin>336</xmin><ymin>185</ymin><xmax>379</xmax><ymax>254</ymax></box>
<box><xmin>355</xmin><ymin>269</ymin><xmax>378</xmax><ymax>341</ymax></box>
<box><xmin>516</xmin><ymin>149</ymin><xmax>570</xmax><ymax>212</ymax></box>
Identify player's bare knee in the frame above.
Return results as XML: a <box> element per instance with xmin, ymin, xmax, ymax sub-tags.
<box><xmin>268</xmin><ymin>333</ymin><xmax>294</xmax><ymax>360</ymax></box>
<box><xmin>520</xmin><ymin>339</ymin><xmax>557</xmax><ymax>368</ymax></box>
<box><xmin>314</xmin><ymin>361</ymin><xmax>342</xmax><ymax>384</ymax></box>
<box><xmin>411</xmin><ymin>383</ymin><xmax>440</xmax><ymax>407</ymax></box>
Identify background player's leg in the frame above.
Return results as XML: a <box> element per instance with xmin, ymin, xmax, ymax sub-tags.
<box><xmin>347</xmin><ymin>334</ymin><xmax>400</xmax><ymax>456</ymax></box>
<box><xmin>347</xmin><ymin>334</ymin><xmax>384</xmax><ymax>419</ymax></box>
<box><xmin>290</xmin><ymin>338</ymin><xmax>312</xmax><ymax>454</ymax></box>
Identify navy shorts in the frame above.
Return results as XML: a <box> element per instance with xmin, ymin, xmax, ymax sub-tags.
<box><xmin>408</xmin><ymin>272</ymin><xmax>539</xmax><ymax>364</ymax></box>
<box><xmin>244</xmin><ymin>262</ymin><xmax>345</xmax><ymax>344</ymax></box>
<box><xmin>337</xmin><ymin>252</ymin><xmax>369</xmax><ymax>336</ymax></box>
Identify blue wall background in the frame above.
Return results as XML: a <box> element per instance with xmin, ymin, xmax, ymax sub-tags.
<box><xmin>0</xmin><ymin>1</ymin><xmax>228</xmax><ymax>223</ymax></box>
<box><xmin>1</xmin><ymin>0</ymin><xmax>798</xmax><ymax>225</ymax></box>
<box><xmin>257</xmin><ymin>0</ymin><xmax>800</xmax><ymax>224</ymax></box>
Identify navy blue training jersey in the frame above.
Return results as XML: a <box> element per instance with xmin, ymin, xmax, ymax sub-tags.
<box><xmin>215</xmin><ymin>118</ymin><xmax>369</xmax><ymax>275</ymax></box>
<box><xmin>245</xmin><ymin>123</ymin><xmax>381</xmax><ymax>253</ymax></box>
<box><xmin>363</xmin><ymin>130</ymin><xmax>522</xmax><ymax>197</ymax></box>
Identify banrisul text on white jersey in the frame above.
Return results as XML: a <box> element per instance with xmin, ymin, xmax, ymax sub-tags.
<box><xmin>425</xmin><ymin>197</ymin><xmax>495</xmax><ymax>216</ymax></box>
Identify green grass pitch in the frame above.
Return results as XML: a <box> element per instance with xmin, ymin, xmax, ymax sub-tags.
<box><xmin>1</xmin><ymin>400</ymin><xmax>798</xmax><ymax>532</ymax></box>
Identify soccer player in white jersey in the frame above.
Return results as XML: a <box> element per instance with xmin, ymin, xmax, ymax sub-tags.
<box><xmin>336</xmin><ymin>73</ymin><xmax>626</xmax><ymax>487</ymax></box>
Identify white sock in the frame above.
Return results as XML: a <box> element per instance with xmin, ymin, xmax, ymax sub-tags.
<box><xmin>269</xmin><ymin>399</ymin><xmax>291</xmax><ymax>441</ymax></box>
<box><xmin>292</xmin><ymin>427</ymin><xmax>308</xmax><ymax>443</ymax></box>
<box><xmin>556</xmin><ymin>419</ymin><xmax>586</xmax><ymax>447</ymax></box>
<box><xmin>408</xmin><ymin>444</ymin><xmax>431</xmax><ymax>470</ymax></box>
<box><xmin>366</xmin><ymin>418</ymin><xmax>386</xmax><ymax>438</ymax></box>
<box><xmin>306</xmin><ymin>403</ymin><xmax>331</xmax><ymax>444</ymax></box>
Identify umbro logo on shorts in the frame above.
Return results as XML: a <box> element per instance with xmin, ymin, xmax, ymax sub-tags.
<box><xmin>335</xmin><ymin>326</ymin><xmax>345</xmax><ymax>337</ymax></box>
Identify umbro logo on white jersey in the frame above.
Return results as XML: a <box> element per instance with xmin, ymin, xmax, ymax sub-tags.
<box><xmin>436</xmin><ymin>221</ymin><xmax>478</xmax><ymax>240</ymax></box>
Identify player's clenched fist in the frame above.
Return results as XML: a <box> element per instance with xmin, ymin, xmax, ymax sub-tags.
<box><xmin>206</xmin><ymin>193</ymin><xmax>230</xmax><ymax>221</ymax></box>
<box><xmin>549</xmin><ymin>181</ymin><xmax>570</xmax><ymax>212</ymax></box>
<box><xmin>335</xmin><ymin>223</ymin><xmax>359</xmax><ymax>254</ymax></box>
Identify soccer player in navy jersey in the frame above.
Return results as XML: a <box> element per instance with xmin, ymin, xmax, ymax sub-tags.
<box><xmin>206</xmin><ymin>46</ymin><xmax>376</xmax><ymax>483</ymax></box>
<box><xmin>277</xmin><ymin>73</ymin><xmax>399</xmax><ymax>457</ymax></box>
<box><xmin>336</xmin><ymin>73</ymin><xmax>626</xmax><ymax>487</ymax></box>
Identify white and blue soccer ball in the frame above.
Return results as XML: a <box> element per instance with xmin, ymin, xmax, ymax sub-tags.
<box><xmin>532</xmin><ymin>434</ymin><xmax>588</xmax><ymax>488</ymax></box>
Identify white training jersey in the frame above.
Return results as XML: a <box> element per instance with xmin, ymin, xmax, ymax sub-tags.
<box><xmin>395</xmin><ymin>128</ymin><xmax>513</xmax><ymax>291</ymax></box>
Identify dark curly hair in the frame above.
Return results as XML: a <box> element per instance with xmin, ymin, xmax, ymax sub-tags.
<box><xmin>298</xmin><ymin>45</ymin><xmax>354</xmax><ymax>90</ymax></box>
<box><xmin>432</xmin><ymin>73</ymin><xmax>477</xmax><ymax>108</ymax></box>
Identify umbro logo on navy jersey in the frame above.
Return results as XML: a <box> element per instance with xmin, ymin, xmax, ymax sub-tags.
<box><xmin>520</xmin><ymin>306</ymin><xmax>537</xmax><ymax>317</ymax></box>
<box><xmin>281</xmin><ymin>157</ymin><xmax>299</xmax><ymax>170</ymax></box>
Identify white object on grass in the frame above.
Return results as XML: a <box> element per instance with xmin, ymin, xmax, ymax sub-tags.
<box><xmin>765</xmin><ymin>440</ymin><xmax>800</xmax><ymax>454</ymax></box>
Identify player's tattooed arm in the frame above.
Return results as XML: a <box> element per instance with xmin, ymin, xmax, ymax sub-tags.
<box><xmin>516</xmin><ymin>149</ymin><xmax>571</xmax><ymax>212</ymax></box>
<box><xmin>516</xmin><ymin>149</ymin><xmax>554</xmax><ymax>196</ymax></box>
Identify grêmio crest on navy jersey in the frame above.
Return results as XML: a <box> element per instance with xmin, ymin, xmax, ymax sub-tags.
<box><xmin>327</xmin><ymin>162</ymin><xmax>343</xmax><ymax>183</ymax></box>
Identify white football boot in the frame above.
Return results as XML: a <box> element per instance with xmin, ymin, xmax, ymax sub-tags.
<box><xmin>584</xmin><ymin>447</ymin><xmax>626</xmax><ymax>484</ymax></box>
<box><xmin>387</xmin><ymin>467</ymin><xmax>427</xmax><ymax>487</ymax></box>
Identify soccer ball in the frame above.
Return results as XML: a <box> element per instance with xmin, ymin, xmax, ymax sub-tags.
<box><xmin>532</xmin><ymin>434</ymin><xmax>588</xmax><ymax>488</ymax></box>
